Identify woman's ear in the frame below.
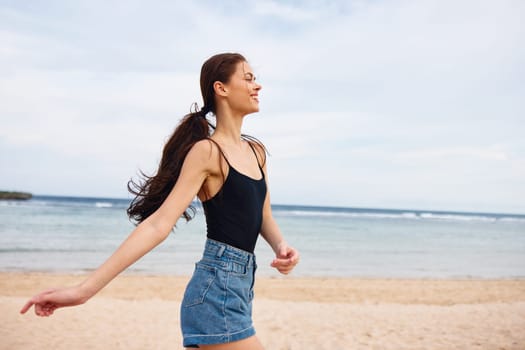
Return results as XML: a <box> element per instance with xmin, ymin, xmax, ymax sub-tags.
<box><xmin>213</xmin><ymin>81</ymin><xmax>228</xmax><ymax>97</ymax></box>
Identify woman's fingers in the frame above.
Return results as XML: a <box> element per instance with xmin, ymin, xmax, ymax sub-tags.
<box><xmin>271</xmin><ymin>250</ymin><xmax>300</xmax><ymax>266</ymax></box>
<box><xmin>20</xmin><ymin>288</ymin><xmax>59</xmax><ymax>316</ymax></box>
<box><xmin>272</xmin><ymin>258</ymin><xmax>295</xmax><ymax>266</ymax></box>
<box><xmin>33</xmin><ymin>302</ymin><xmax>56</xmax><ymax>317</ymax></box>
<box><xmin>271</xmin><ymin>249</ymin><xmax>300</xmax><ymax>275</ymax></box>
<box><xmin>19</xmin><ymin>300</ymin><xmax>35</xmax><ymax>314</ymax></box>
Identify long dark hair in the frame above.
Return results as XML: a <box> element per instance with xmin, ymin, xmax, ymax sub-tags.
<box><xmin>127</xmin><ymin>52</ymin><xmax>266</xmax><ymax>225</ymax></box>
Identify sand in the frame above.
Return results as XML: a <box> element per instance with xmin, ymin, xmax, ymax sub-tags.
<box><xmin>2</xmin><ymin>272</ymin><xmax>525</xmax><ymax>349</ymax></box>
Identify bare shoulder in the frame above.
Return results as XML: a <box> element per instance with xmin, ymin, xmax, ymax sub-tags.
<box><xmin>188</xmin><ymin>139</ymin><xmax>220</xmax><ymax>159</ymax></box>
<box><xmin>186</xmin><ymin>139</ymin><xmax>223</xmax><ymax>173</ymax></box>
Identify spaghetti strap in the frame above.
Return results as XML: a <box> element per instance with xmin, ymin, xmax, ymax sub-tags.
<box><xmin>206</xmin><ymin>138</ymin><xmax>262</xmax><ymax>171</ymax></box>
<box><xmin>247</xmin><ymin>141</ymin><xmax>262</xmax><ymax>169</ymax></box>
<box><xmin>206</xmin><ymin>138</ymin><xmax>232</xmax><ymax>167</ymax></box>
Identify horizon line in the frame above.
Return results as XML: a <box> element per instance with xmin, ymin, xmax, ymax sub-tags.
<box><xmin>25</xmin><ymin>193</ymin><xmax>525</xmax><ymax>217</ymax></box>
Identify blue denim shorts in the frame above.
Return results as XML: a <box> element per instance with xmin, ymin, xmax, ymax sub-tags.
<box><xmin>180</xmin><ymin>239</ymin><xmax>257</xmax><ymax>348</ymax></box>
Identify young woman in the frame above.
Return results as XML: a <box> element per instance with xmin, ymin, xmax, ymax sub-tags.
<box><xmin>20</xmin><ymin>52</ymin><xmax>300</xmax><ymax>349</ymax></box>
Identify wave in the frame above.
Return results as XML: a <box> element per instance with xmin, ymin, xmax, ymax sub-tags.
<box><xmin>419</xmin><ymin>213</ymin><xmax>496</xmax><ymax>222</ymax></box>
<box><xmin>95</xmin><ymin>202</ymin><xmax>113</xmax><ymax>208</ymax></box>
<box><xmin>500</xmin><ymin>217</ymin><xmax>525</xmax><ymax>222</ymax></box>
<box><xmin>0</xmin><ymin>247</ymin><xmax>102</xmax><ymax>253</ymax></box>
<box><xmin>273</xmin><ymin>208</ymin><xmax>525</xmax><ymax>223</ymax></box>
<box><xmin>6</xmin><ymin>195</ymin><xmax>525</xmax><ymax>223</ymax></box>
<box><xmin>274</xmin><ymin>210</ymin><xmax>419</xmax><ymax>220</ymax></box>
<box><xmin>25</xmin><ymin>196</ymin><xmax>130</xmax><ymax>210</ymax></box>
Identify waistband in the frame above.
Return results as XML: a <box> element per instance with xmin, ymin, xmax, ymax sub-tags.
<box><xmin>203</xmin><ymin>238</ymin><xmax>255</xmax><ymax>267</ymax></box>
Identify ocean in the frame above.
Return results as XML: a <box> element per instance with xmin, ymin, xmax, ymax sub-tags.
<box><xmin>1</xmin><ymin>195</ymin><xmax>524</xmax><ymax>278</ymax></box>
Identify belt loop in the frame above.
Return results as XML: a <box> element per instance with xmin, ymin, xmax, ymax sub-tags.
<box><xmin>216</xmin><ymin>245</ymin><xmax>225</xmax><ymax>257</ymax></box>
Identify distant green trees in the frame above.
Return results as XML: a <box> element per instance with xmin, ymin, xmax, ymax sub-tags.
<box><xmin>0</xmin><ymin>191</ymin><xmax>32</xmax><ymax>200</ymax></box>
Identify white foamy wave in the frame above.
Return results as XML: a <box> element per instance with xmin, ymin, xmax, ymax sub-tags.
<box><xmin>419</xmin><ymin>213</ymin><xmax>497</xmax><ymax>222</ymax></box>
<box><xmin>400</xmin><ymin>212</ymin><xmax>419</xmax><ymax>219</ymax></box>
<box><xmin>274</xmin><ymin>209</ymin><xmax>524</xmax><ymax>223</ymax></box>
<box><xmin>95</xmin><ymin>202</ymin><xmax>113</xmax><ymax>208</ymax></box>
<box><xmin>499</xmin><ymin>217</ymin><xmax>525</xmax><ymax>223</ymax></box>
<box><xmin>0</xmin><ymin>200</ymin><xmax>35</xmax><ymax>208</ymax></box>
<box><xmin>275</xmin><ymin>210</ymin><xmax>422</xmax><ymax>220</ymax></box>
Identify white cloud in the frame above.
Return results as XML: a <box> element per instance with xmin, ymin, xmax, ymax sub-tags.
<box><xmin>396</xmin><ymin>146</ymin><xmax>510</xmax><ymax>162</ymax></box>
<box><xmin>1</xmin><ymin>0</ymin><xmax>524</xmax><ymax>213</ymax></box>
<box><xmin>254</xmin><ymin>1</ymin><xmax>317</xmax><ymax>21</ymax></box>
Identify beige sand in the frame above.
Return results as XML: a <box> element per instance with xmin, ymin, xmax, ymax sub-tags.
<box><xmin>2</xmin><ymin>273</ymin><xmax>525</xmax><ymax>349</ymax></box>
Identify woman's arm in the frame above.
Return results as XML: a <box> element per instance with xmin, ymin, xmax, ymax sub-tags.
<box><xmin>20</xmin><ymin>140</ymin><xmax>214</xmax><ymax>316</ymax></box>
<box><xmin>258</xmin><ymin>155</ymin><xmax>300</xmax><ymax>275</ymax></box>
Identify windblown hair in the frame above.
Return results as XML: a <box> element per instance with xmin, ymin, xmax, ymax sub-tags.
<box><xmin>127</xmin><ymin>53</ymin><xmax>266</xmax><ymax>225</ymax></box>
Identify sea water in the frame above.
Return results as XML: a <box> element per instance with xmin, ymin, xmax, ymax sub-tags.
<box><xmin>1</xmin><ymin>195</ymin><xmax>524</xmax><ymax>278</ymax></box>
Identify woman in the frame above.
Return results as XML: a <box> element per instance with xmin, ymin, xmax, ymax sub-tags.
<box><xmin>20</xmin><ymin>52</ymin><xmax>300</xmax><ymax>349</ymax></box>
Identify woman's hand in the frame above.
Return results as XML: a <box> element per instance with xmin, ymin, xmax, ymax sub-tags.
<box><xmin>20</xmin><ymin>285</ymin><xmax>88</xmax><ymax>317</ymax></box>
<box><xmin>270</xmin><ymin>241</ymin><xmax>300</xmax><ymax>275</ymax></box>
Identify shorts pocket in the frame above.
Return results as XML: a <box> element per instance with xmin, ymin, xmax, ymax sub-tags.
<box><xmin>182</xmin><ymin>263</ymin><xmax>217</xmax><ymax>307</ymax></box>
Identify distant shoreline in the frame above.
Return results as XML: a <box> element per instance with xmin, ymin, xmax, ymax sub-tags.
<box><xmin>0</xmin><ymin>191</ymin><xmax>32</xmax><ymax>200</ymax></box>
<box><xmin>27</xmin><ymin>194</ymin><xmax>525</xmax><ymax>218</ymax></box>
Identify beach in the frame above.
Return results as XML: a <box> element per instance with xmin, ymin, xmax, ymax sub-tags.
<box><xmin>2</xmin><ymin>197</ymin><xmax>525</xmax><ymax>348</ymax></box>
<box><xmin>2</xmin><ymin>273</ymin><xmax>525</xmax><ymax>350</ymax></box>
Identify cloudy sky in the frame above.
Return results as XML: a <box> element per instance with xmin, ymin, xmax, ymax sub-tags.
<box><xmin>1</xmin><ymin>0</ymin><xmax>524</xmax><ymax>214</ymax></box>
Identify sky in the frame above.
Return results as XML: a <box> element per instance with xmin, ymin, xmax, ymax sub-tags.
<box><xmin>1</xmin><ymin>0</ymin><xmax>524</xmax><ymax>214</ymax></box>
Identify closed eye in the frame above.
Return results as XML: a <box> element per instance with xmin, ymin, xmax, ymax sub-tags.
<box><xmin>244</xmin><ymin>73</ymin><xmax>256</xmax><ymax>82</ymax></box>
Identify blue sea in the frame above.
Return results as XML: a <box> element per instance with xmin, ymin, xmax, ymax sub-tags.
<box><xmin>1</xmin><ymin>195</ymin><xmax>524</xmax><ymax>278</ymax></box>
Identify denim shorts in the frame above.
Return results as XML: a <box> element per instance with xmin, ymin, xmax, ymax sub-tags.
<box><xmin>180</xmin><ymin>239</ymin><xmax>257</xmax><ymax>348</ymax></box>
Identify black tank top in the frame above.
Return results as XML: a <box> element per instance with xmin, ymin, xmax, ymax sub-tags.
<box><xmin>202</xmin><ymin>142</ymin><xmax>267</xmax><ymax>253</ymax></box>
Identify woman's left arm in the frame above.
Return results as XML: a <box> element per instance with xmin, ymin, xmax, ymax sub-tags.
<box><xmin>258</xmin><ymin>158</ymin><xmax>300</xmax><ymax>275</ymax></box>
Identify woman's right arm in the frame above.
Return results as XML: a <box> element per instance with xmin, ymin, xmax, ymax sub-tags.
<box><xmin>20</xmin><ymin>140</ymin><xmax>214</xmax><ymax>316</ymax></box>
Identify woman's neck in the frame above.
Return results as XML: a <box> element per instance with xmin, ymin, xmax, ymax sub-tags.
<box><xmin>213</xmin><ymin>110</ymin><xmax>244</xmax><ymax>147</ymax></box>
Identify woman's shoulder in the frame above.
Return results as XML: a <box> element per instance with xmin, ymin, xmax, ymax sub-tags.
<box><xmin>189</xmin><ymin>139</ymin><xmax>223</xmax><ymax>161</ymax></box>
<box><xmin>189</xmin><ymin>138</ymin><xmax>232</xmax><ymax>171</ymax></box>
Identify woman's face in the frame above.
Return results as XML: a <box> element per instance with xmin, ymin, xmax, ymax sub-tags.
<box><xmin>223</xmin><ymin>61</ymin><xmax>262</xmax><ymax>115</ymax></box>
